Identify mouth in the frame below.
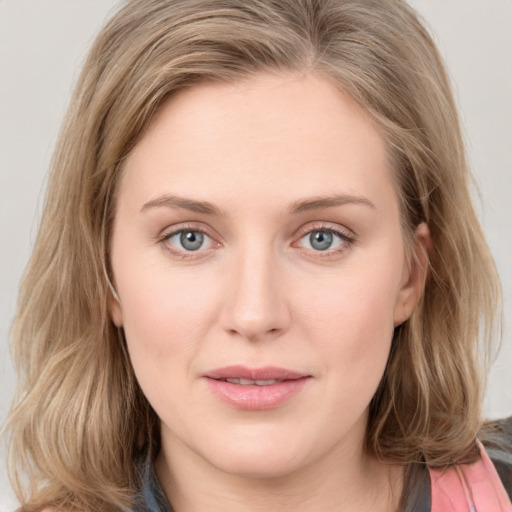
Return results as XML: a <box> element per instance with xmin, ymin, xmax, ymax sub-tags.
<box><xmin>205</xmin><ymin>365</ymin><xmax>307</xmax><ymax>381</ymax></box>
<box><xmin>204</xmin><ymin>366</ymin><xmax>311</xmax><ymax>410</ymax></box>
<box><xmin>221</xmin><ymin>378</ymin><xmax>283</xmax><ymax>386</ymax></box>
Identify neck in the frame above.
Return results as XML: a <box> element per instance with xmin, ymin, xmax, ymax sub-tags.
<box><xmin>155</xmin><ymin>430</ymin><xmax>403</xmax><ymax>512</ymax></box>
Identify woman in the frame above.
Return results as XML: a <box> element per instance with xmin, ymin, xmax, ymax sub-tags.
<box><xmin>5</xmin><ymin>0</ymin><xmax>511</xmax><ymax>511</ymax></box>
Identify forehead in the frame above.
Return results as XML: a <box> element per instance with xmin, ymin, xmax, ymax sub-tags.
<box><xmin>120</xmin><ymin>72</ymin><xmax>397</xmax><ymax>217</ymax></box>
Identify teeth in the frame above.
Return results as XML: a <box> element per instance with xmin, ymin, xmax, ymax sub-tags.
<box><xmin>255</xmin><ymin>379</ymin><xmax>277</xmax><ymax>386</ymax></box>
<box><xmin>226</xmin><ymin>378</ymin><xmax>243</xmax><ymax>384</ymax></box>
<box><xmin>225</xmin><ymin>378</ymin><xmax>278</xmax><ymax>386</ymax></box>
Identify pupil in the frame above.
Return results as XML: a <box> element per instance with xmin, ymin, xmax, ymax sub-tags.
<box><xmin>180</xmin><ymin>231</ymin><xmax>204</xmax><ymax>251</ymax></box>
<box><xmin>310</xmin><ymin>231</ymin><xmax>332</xmax><ymax>251</ymax></box>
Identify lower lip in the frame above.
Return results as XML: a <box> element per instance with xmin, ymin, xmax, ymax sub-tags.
<box><xmin>204</xmin><ymin>377</ymin><xmax>310</xmax><ymax>410</ymax></box>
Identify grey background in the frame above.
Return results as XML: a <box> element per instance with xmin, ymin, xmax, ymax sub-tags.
<box><xmin>1</xmin><ymin>1</ymin><xmax>511</xmax><ymax>509</ymax></box>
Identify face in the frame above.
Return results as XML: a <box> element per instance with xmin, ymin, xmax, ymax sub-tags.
<box><xmin>110</xmin><ymin>72</ymin><xmax>427</xmax><ymax>479</ymax></box>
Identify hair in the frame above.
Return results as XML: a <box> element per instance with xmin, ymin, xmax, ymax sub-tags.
<box><xmin>4</xmin><ymin>0</ymin><xmax>501</xmax><ymax>510</ymax></box>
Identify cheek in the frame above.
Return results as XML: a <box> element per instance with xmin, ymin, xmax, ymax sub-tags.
<box><xmin>115</xmin><ymin>238</ymin><xmax>217</xmax><ymax>332</ymax></box>
<box><xmin>293</xmin><ymin>266</ymin><xmax>399</xmax><ymax>398</ymax></box>
<box><xmin>120</xmin><ymin>292</ymin><xmax>203</xmax><ymax>419</ymax></box>
<box><xmin>297</xmin><ymin>268</ymin><xmax>398</xmax><ymax>349</ymax></box>
<box><xmin>115</xmin><ymin>262</ymin><xmax>221</xmax><ymax>389</ymax></box>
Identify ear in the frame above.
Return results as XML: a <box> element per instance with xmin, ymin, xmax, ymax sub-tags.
<box><xmin>107</xmin><ymin>284</ymin><xmax>123</xmax><ymax>327</ymax></box>
<box><xmin>393</xmin><ymin>222</ymin><xmax>431</xmax><ymax>326</ymax></box>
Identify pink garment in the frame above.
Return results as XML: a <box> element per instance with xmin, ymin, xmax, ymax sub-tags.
<box><xmin>429</xmin><ymin>441</ymin><xmax>512</xmax><ymax>511</ymax></box>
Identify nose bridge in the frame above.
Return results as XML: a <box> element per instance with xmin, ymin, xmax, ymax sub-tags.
<box><xmin>221</xmin><ymin>237</ymin><xmax>290</xmax><ymax>342</ymax></box>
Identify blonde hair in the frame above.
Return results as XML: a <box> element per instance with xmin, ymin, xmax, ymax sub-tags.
<box><xmin>5</xmin><ymin>0</ymin><xmax>501</xmax><ymax>510</ymax></box>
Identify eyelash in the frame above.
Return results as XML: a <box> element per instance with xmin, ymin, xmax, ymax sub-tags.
<box><xmin>294</xmin><ymin>223</ymin><xmax>356</xmax><ymax>259</ymax></box>
<box><xmin>158</xmin><ymin>222</ymin><xmax>356</xmax><ymax>260</ymax></box>
<box><xmin>158</xmin><ymin>223</ymin><xmax>218</xmax><ymax>260</ymax></box>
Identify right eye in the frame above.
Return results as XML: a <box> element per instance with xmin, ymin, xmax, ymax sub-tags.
<box><xmin>160</xmin><ymin>227</ymin><xmax>219</xmax><ymax>258</ymax></box>
<box><xmin>168</xmin><ymin>230</ymin><xmax>208</xmax><ymax>251</ymax></box>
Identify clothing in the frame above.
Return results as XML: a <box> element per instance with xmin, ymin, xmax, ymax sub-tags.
<box><xmin>429</xmin><ymin>441</ymin><xmax>512</xmax><ymax>511</ymax></box>
<box><xmin>131</xmin><ymin>450</ymin><xmax>171</xmax><ymax>512</ymax></box>
<box><xmin>132</xmin><ymin>419</ymin><xmax>512</xmax><ymax>512</ymax></box>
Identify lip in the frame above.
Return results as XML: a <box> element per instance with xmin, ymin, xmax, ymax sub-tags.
<box><xmin>204</xmin><ymin>365</ymin><xmax>311</xmax><ymax>410</ymax></box>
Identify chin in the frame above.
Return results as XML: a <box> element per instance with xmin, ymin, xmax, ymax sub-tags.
<box><xmin>197</xmin><ymin>427</ymin><xmax>314</xmax><ymax>479</ymax></box>
<box><xmin>211</xmin><ymin>451</ymin><xmax>305</xmax><ymax>480</ymax></box>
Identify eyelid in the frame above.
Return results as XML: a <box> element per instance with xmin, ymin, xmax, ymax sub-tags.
<box><xmin>158</xmin><ymin>222</ymin><xmax>217</xmax><ymax>242</ymax></box>
<box><xmin>294</xmin><ymin>221</ymin><xmax>356</xmax><ymax>241</ymax></box>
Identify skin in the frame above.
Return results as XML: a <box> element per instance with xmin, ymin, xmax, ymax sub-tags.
<box><xmin>109</xmin><ymin>72</ymin><xmax>430</xmax><ymax>512</ymax></box>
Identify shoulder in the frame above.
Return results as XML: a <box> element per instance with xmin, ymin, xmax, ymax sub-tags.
<box><xmin>481</xmin><ymin>416</ymin><xmax>512</xmax><ymax>500</ymax></box>
<box><xmin>427</xmin><ymin>418</ymin><xmax>512</xmax><ymax>511</ymax></box>
<box><xmin>404</xmin><ymin>419</ymin><xmax>512</xmax><ymax>512</ymax></box>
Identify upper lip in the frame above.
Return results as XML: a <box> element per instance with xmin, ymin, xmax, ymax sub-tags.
<box><xmin>205</xmin><ymin>365</ymin><xmax>308</xmax><ymax>381</ymax></box>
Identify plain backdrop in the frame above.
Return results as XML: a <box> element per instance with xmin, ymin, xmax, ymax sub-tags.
<box><xmin>1</xmin><ymin>1</ymin><xmax>511</xmax><ymax>509</ymax></box>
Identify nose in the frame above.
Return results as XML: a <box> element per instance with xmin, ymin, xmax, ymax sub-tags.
<box><xmin>219</xmin><ymin>245</ymin><xmax>291</xmax><ymax>343</ymax></box>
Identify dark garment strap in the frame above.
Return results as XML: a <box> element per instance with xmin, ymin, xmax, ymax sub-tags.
<box><xmin>132</xmin><ymin>446</ymin><xmax>173</xmax><ymax>512</ymax></box>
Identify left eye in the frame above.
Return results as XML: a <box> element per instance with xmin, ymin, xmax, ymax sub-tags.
<box><xmin>166</xmin><ymin>230</ymin><xmax>213</xmax><ymax>252</ymax></box>
<box><xmin>298</xmin><ymin>229</ymin><xmax>348</xmax><ymax>252</ymax></box>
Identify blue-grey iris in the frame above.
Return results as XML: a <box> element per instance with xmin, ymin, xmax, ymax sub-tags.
<box><xmin>181</xmin><ymin>231</ymin><xmax>204</xmax><ymax>251</ymax></box>
<box><xmin>310</xmin><ymin>231</ymin><xmax>333</xmax><ymax>251</ymax></box>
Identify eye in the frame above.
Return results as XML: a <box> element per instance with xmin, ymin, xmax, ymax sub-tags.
<box><xmin>305</xmin><ymin>231</ymin><xmax>337</xmax><ymax>251</ymax></box>
<box><xmin>171</xmin><ymin>230</ymin><xmax>206</xmax><ymax>251</ymax></box>
<box><xmin>160</xmin><ymin>227</ymin><xmax>218</xmax><ymax>256</ymax></box>
<box><xmin>296</xmin><ymin>226</ymin><xmax>355</xmax><ymax>255</ymax></box>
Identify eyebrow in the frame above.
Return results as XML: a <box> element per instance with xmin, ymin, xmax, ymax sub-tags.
<box><xmin>140</xmin><ymin>193</ymin><xmax>376</xmax><ymax>215</ymax></box>
<box><xmin>287</xmin><ymin>194</ymin><xmax>376</xmax><ymax>214</ymax></box>
<box><xmin>141</xmin><ymin>195</ymin><xmax>225</xmax><ymax>216</ymax></box>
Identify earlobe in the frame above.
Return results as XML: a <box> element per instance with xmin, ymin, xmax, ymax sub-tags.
<box><xmin>393</xmin><ymin>222</ymin><xmax>431</xmax><ymax>326</ymax></box>
<box><xmin>107</xmin><ymin>284</ymin><xmax>123</xmax><ymax>327</ymax></box>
